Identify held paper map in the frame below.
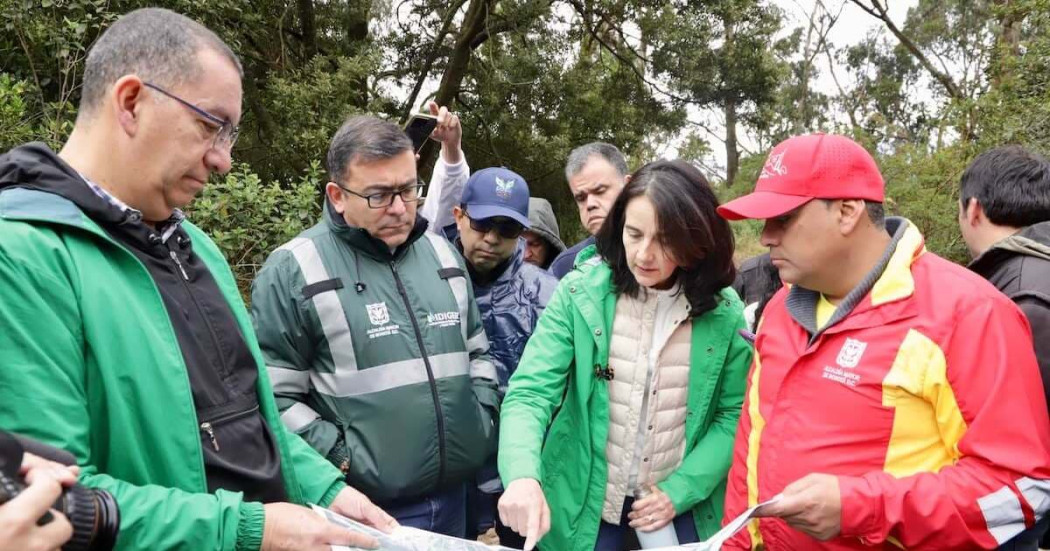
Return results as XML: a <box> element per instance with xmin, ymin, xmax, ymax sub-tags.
<box><xmin>313</xmin><ymin>495</ymin><xmax>780</xmax><ymax>551</ymax></box>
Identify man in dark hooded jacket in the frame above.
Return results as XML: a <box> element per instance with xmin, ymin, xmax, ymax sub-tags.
<box><xmin>959</xmin><ymin>145</ymin><xmax>1050</xmax><ymax>550</ymax></box>
<box><xmin>523</xmin><ymin>198</ymin><xmax>565</xmax><ymax>269</ymax></box>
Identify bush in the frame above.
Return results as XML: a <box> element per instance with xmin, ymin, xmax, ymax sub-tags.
<box><xmin>0</xmin><ymin>74</ymin><xmax>40</xmax><ymax>152</ymax></box>
<box><xmin>186</xmin><ymin>162</ymin><xmax>324</xmax><ymax>301</ymax></box>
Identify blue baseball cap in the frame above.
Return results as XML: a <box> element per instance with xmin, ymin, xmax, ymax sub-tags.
<box><xmin>459</xmin><ymin>167</ymin><xmax>531</xmax><ymax>228</ymax></box>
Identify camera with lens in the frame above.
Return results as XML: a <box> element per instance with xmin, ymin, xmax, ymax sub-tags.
<box><xmin>0</xmin><ymin>430</ymin><xmax>119</xmax><ymax>551</ymax></box>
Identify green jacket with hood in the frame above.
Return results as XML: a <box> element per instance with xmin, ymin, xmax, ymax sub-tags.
<box><xmin>498</xmin><ymin>247</ymin><xmax>752</xmax><ymax>550</ymax></box>
<box><xmin>251</xmin><ymin>201</ymin><xmax>500</xmax><ymax>502</ymax></box>
<box><xmin>0</xmin><ymin>148</ymin><xmax>347</xmax><ymax>551</ymax></box>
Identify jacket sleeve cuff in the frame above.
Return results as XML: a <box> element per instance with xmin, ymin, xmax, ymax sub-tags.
<box><xmin>235</xmin><ymin>501</ymin><xmax>266</xmax><ymax>551</ymax></box>
<box><xmin>440</xmin><ymin>157</ymin><xmax>468</xmax><ymax>177</ymax></box>
<box><xmin>318</xmin><ymin>480</ymin><xmax>348</xmax><ymax>508</ymax></box>
<box><xmin>658</xmin><ymin>478</ymin><xmax>698</xmax><ymax>516</ymax></box>
<box><xmin>838</xmin><ymin>475</ymin><xmax>883</xmax><ymax>543</ymax></box>
<box><xmin>500</xmin><ymin>466</ymin><xmax>541</xmax><ymax>488</ymax></box>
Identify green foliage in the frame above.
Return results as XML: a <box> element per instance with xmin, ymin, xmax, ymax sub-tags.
<box><xmin>185</xmin><ymin>162</ymin><xmax>324</xmax><ymax>299</ymax></box>
<box><xmin>3</xmin><ymin>0</ymin><xmax>1050</xmax><ymax>275</ymax></box>
<box><xmin>0</xmin><ymin>0</ymin><xmax>119</xmax><ymax>146</ymax></box>
<box><xmin>443</xmin><ymin>2</ymin><xmax>685</xmax><ymax>246</ymax></box>
<box><xmin>879</xmin><ymin>143</ymin><xmax>973</xmax><ymax>262</ymax></box>
<box><xmin>645</xmin><ymin>0</ymin><xmax>783</xmax><ymax>122</ymax></box>
<box><xmin>0</xmin><ymin>75</ymin><xmax>37</xmax><ymax>151</ymax></box>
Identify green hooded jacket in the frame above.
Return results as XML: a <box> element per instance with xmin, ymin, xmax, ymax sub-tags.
<box><xmin>499</xmin><ymin>247</ymin><xmax>752</xmax><ymax>550</ymax></box>
<box><xmin>0</xmin><ymin>187</ymin><xmax>346</xmax><ymax>551</ymax></box>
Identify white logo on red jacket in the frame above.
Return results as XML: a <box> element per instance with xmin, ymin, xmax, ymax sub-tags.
<box><xmin>836</xmin><ymin>338</ymin><xmax>868</xmax><ymax>369</ymax></box>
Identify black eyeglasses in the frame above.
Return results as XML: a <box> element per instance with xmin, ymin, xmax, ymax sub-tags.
<box><xmin>467</xmin><ymin>215</ymin><xmax>525</xmax><ymax>239</ymax></box>
<box><xmin>336</xmin><ymin>181</ymin><xmax>424</xmax><ymax>209</ymax></box>
<box><xmin>144</xmin><ymin>82</ymin><xmax>240</xmax><ymax>150</ymax></box>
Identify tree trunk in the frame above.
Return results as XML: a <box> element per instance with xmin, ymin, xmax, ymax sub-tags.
<box><xmin>848</xmin><ymin>0</ymin><xmax>964</xmax><ymax>100</ymax></box>
<box><xmin>992</xmin><ymin>0</ymin><xmax>1022</xmax><ymax>88</ymax></box>
<box><xmin>724</xmin><ymin>15</ymin><xmax>739</xmax><ymax>185</ymax></box>
<box><xmin>726</xmin><ymin>96</ymin><xmax>740</xmax><ymax>186</ymax></box>
<box><xmin>400</xmin><ymin>0</ymin><xmax>467</xmax><ymax>123</ymax></box>
<box><xmin>417</xmin><ymin>0</ymin><xmax>497</xmax><ymax>169</ymax></box>
<box><xmin>346</xmin><ymin>0</ymin><xmax>372</xmax><ymax>108</ymax></box>
<box><xmin>243</xmin><ymin>65</ymin><xmax>278</xmax><ymax>148</ymax></box>
<box><xmin>298</xmin><ymin>0</ymin><xmax>317</xmax><ymax>59</ymax></box>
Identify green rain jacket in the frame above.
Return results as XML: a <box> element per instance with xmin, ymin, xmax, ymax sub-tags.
<box><xmin>251</xmin><ymin>202</ymin><xmax>499</xmax><ymax>502</ymax></box>
<box><xmin>0</xmin><ymin>187</ymin><xmax>346</xmax><ymax>551</ymax></box>
<box><xmin>499</xmin><ymin>247</ymin><xmax>753</xmax><ymax>550</ymax></box>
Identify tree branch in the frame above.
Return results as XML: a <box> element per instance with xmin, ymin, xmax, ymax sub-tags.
<box><xmin>399</xmin><ymin>0</ymin><xmax>468</xmax><ymax>122</ymax></box>
<box><xmin>847</xmin><ymin>0</ymin><xmax>964</xmax><ymax>99</ymax></box>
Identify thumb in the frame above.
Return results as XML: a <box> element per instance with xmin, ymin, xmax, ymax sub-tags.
<box><xmin>427</xmin><ymin>100</ymin><xmax>439</xmax><ymax>115</ymax></box>
<box><xmin>756</xmin><ymin>492</ymin><xmax>800</xmax><ymax>519</ymax></box>
<box><xmin>782</xmin><ymin>474</ymin><xmax>821</xmax><ymax>496</ymax></box>
<box><xmin>364</xmin><ymin>503</ymin><xmax>399</xmax><ymax>533</ymax></box>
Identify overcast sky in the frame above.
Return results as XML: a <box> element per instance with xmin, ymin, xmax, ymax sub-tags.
<box><xmin>775</xmin><ymin>0</ymin><xmax>916</xmax><ymax>100</ymax></box>
<box><xmin>673</xmin><ymin>0</ymin><xmax>921</xmax><ymax>175</ymax></box>
<box><xmin>399</xmin><ymin>0</ymin><xmax>922</xmax><ymax>177</ymax></box>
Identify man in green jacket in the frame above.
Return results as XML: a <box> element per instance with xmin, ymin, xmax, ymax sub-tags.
<box><xmin>251</xmin><ymin>115</ymin><xmax>500</xmax><ymax>538</ymax></box>
<box><xmin>0</xmin><ymin>9</ymin><xmax>394</xmax><ymax>551</ymax></box>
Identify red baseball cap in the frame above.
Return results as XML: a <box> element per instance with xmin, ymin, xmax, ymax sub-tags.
<box><xmin>717</xmin><ymin>133</ymin><xmax>885</xmax><ymax>221</ymax></box>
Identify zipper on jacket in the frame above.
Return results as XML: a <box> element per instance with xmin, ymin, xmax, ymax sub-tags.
<box><xmin>200</xmin><ymin>422</ymin><xmax>219</xmax><ymax>451</ymax></box>
<box><xmin>199</xmin><ymin>405</ymin><xmax>260</xmax><ymax>453</ymax></box>
<box><xmin>390</xmin><ymin>261</ymin><xmax>448</xmax><ymax>486</ymax></box>
<box><xmin>169</xmin><ymin>250</ymin><xmax>189</xmax><ymax>281</ymax></box>
<box><xmin>166</xmin><ymin>245</ymin><xmax>234</xmax><ymax>381</ymax></box>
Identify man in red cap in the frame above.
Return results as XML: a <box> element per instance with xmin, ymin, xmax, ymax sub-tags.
<box><xmin>717</xmin><ymin>133</ymin><xmax>1050</xmax><ymax>550</ymax></box>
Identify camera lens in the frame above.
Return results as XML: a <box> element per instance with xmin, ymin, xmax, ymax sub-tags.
<box><xmin>57</xmin><ymin>484</ymin><xmax>120</xmax><ymax>551</ymax></box>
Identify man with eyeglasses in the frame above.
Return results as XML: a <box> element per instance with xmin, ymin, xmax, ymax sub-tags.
<box><xmin>251</xmin><ymin>114</ymin><xmax>500</xmax><ymax>539</ymax></box>
<box><xmin>0</xmin><ymin>8</ymin><xmax>397</xmax><ymax>551</ymax></box>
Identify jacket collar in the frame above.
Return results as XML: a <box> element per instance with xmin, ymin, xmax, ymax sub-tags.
<box><xmin>0</xmin><ymin>143</ymin><xmax>189</xmax><ymax>251</ymax></box>
<box><xmin>323</xmin><ymin>198</ymin><xmax>428</xmax><ymax>262</ymax></box>
<box><xmin>968</xmin><ymin>221</ymin><xmax>1050</xmax><ymax>277</ymax></box>
<box><xmin>786</xmin><ymin>217</ymin><xmax>923</xmax><ymax>340</ymax></box>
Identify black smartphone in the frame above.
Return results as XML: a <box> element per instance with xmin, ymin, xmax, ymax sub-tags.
<box><xmin>404</xmin><ymin>113</ymin><xmax>438</xmax><ymax>152</ymax></box>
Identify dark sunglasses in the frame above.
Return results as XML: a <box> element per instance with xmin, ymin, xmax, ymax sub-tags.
<box><xmin>467</xmin><ymin>216</ymin><xmax>524</xmax><ymax>239</ymax></box>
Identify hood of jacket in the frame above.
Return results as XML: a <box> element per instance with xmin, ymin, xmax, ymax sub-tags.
<box><xmin>0</xmin><ymin>142</ymin><xmax>133</xmax><ymax>227</ymax></box>
<box><xmin>969</xmin><ymin>221</ymin><xmax>1050</xmax><ymax>277</ymax></box>
<box><xmin>0</xmin><ymin>142</ymin><xmax>188</xmax><ymax>252</ymax></box>
<box><xmin>527</xmin><ymin>197</ymin><xmax>566</xmax><ymax>253</ymax></box>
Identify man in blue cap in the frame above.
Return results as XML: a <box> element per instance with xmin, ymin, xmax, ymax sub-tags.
<box><xmin>444</xmin><ymin>167</ymin><xmax>559</xmax><ymax>546</ymax></box>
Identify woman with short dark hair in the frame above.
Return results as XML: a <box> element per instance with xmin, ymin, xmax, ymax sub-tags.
<box><xmin>497</xmin><ymin>159</ymin><xmax>752</xmax><ymax>550</ymax></box>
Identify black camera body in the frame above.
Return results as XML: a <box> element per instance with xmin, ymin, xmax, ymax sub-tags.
<box><xmin>0</xmin><ymin>431</ymin><xmax>119</xmax><ymax>551</ymax></box>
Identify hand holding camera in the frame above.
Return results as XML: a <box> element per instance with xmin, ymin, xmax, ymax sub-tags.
<box><xmin>0</xmin><ymin>431</ymin><xmax>119</xmax><ymax>551</ymax></box>
<box><xmin>0</xmin><ymin>450</ymin><xmax>75</xmax><ymax>551</ymax></box>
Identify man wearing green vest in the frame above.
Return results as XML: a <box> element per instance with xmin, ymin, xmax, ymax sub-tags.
<box><xmin>0</xmin><ymin>8</ymin><xmax>395</xmax><ymax>551</ymax></box>
<box><xmin>251</xmin><ymin>114</ymin><xmax>500</xmax><ymax>538</ymax></box>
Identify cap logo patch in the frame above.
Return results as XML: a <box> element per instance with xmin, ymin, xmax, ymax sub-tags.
<box><xmin>495</xmin><ymin>176</ymin><xmax>515</xmax><ymax>199</ymax></box>
<box><xmin>759</xmin><ymin>150</ymin><xmax>788</xmax><ymax>180</ymax></box>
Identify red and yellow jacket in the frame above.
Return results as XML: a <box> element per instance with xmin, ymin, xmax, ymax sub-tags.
<box><xmin>723</xmin><ymin>220</ymin><xmax>1050</xmax><ymax>550</ymax></box>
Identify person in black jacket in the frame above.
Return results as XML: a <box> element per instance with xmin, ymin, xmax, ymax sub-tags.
<box><xmin>959</xmin><ymin>145</ymin><xmax>1050</xmax><ymax>550</ymax></box>
<box><xmin>731</xmin><ymin>252</ymin><xmax>782</xmax><ymax>332</ymax></box>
